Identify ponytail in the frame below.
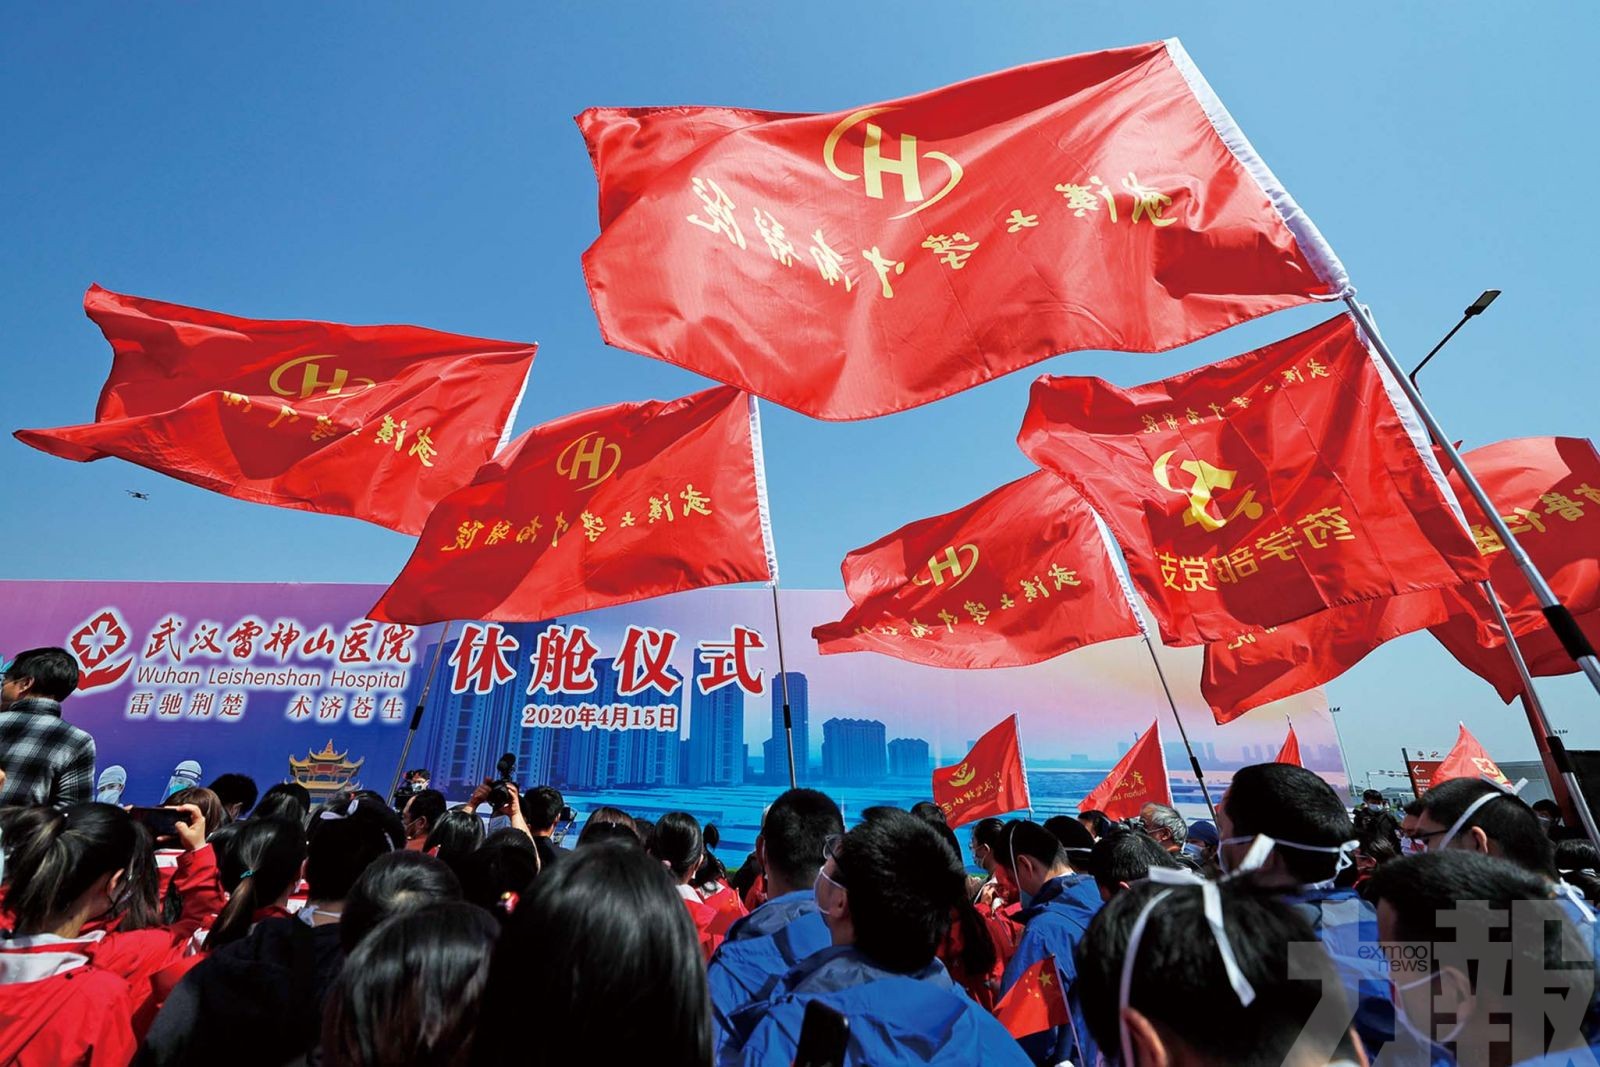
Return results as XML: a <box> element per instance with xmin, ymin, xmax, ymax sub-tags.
<box><xmin>208</xmin><ymin>817</ymin><xmax>307</xmax><ymax>950</ymax></box>
<box><xmin>949</xmin><ymin>896</ymin><xmax>998</xmax><ymax>977</ymax></box>
<box><xmin>3</xmin><ymin>803</ymin><xmax>138</xmax><ymax>934</ymax></box>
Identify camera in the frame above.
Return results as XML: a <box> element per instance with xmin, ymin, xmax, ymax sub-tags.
<box><xmin>487</xmin><ymin>752</ymin><xmax>517</xmax><ymax>812</ymax></box>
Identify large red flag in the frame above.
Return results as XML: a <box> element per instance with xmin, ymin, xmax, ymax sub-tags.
<box><xmin>811</xmin><ymin>472</ymin><xmax>1141</xmax><ymax>668</ymax></box>
<box><xmin>579</xmin><ymin>39</ymin><xmax>1346</xmax><ymax>420</ymax></box>
<box><xmin>15</xmin><ymin>286</ymin><xmax>536</xmax><ymax>534</ymax></box>
<box><xmin>932</xmin><ymin>715</ymin><xmax>1031</xmax><ymax>829</ymax></box>
<box><xmin>368</xmin><ymin>387</ymin><xmax>777</xmax><ymax>624</ymax></box>
<box><xmin>1434</xmin><ymin>723</ymin><xmax>1511</xmax><ymax>788</ymax></box>
<box><xmin>1426</xmin><ymin>437</ymin><xmax>1600</xmax><ymax>700</ymax></box>
<box><xmin>994</xmin><ymin>956</ymin><xmax>1071</xmax><ymax>1039</ymax></box>
<box><xmin>1019</xmin><ymin>314</ymin><xmax>1488</xmax><ymax>646</ymax></box>
<box><xmin>1201</xmin><ymin>588</ymin><xmax>1456</xmax><ymax>723</ymax></box>
<box><xmin>1079</xmin><ymin>721</ymin><xmax>1170</xmax><ymax>821</ymax></box>
<box><xmin>1274</xmin><ymin>724</ymin><xmax>1303</xmax><ymax>767</ymax></box>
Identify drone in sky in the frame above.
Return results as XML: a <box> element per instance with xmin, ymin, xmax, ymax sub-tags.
<box><xmin>125</xmin><ymin>490</ymin><xmax>149</xmax><ymax>501</ymax></box>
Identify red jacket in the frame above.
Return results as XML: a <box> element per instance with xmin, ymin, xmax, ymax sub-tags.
<box><xmin>0</xmin><ymin>963</ymin><xmax>137</xmax><ymax>1066</ymax></box>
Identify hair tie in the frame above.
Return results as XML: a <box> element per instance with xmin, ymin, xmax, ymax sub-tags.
<box><xmin>239</xmin><ymin>868</ymin><xmax>255</xmax><ymax>880</ymax></box>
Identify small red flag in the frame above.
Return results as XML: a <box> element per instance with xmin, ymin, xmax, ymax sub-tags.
<box><xmin>932</xmin><ymin>715</ymin><xmax>1031</xmax><ymax>829</ymax></box>
<box><xmin>15</xmin><ymin>286</ymin><xmax>536</xmax><ymax>534</ymax></box>
<box><xmin>994</xmin><ymin>956</ymin><xmax>1071</xmax><ymax>1039</ymax></box>
<box><xmin>1434</xmin><ymin>723</ymin><xmax>1511</xmax><ymax>788</ymax></box>
<box><xmin>1426</xmin><ymin>437</ymin><xmax>1600</xmax><ymax>700</ymax></box>
<box><xmin>368</xmin><ymin>387</ymin><xmax>776</xmax><ymax>624</ymax></box>
<box><xmin>1200</xmin><ymin>588</ymin><xmax>1456</xmax><ymax>723</ymax></box>
<box><xmin>1019</xmin><ymin>314</ymin><xmax>1488</xmax><ymax>646</ymax></box>
<box><xmin>1079</xmin><ymin>721</ymin><xmax>1170</xmax><ymax>821</ymax></box>
<box><xmin>579</xmin><ymin>39</ymin><xmax>1346</xmax><ymax>420</ymax></box>
<box><xmin>811</xmin><ymin>472</ymin><xmax>1141</xmax><ymax>668</ymax></box>
<box><xmin>1274</xmin><ymin>724</ymin><xmax>1303</xmax><ymax>767</ymax></box>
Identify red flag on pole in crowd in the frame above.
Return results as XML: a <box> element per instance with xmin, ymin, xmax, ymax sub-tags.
<box><xmin>993</xmin><ymin>956</ymin><xmax>1071</xmax><ymax>1039</ymax></box>
<box><xmin>579</xmin><ymin>39</ymin><xmax>1347</xmax><ymax>420</ymax></box>
<box><xmin>1018</xmin><ymin>314</ymin><xmax>1489</xmax><ymax>647</ymax></box>
<box><xmin>932</xmin><ymin>715</ymin><xmax>1030</xmax><ymax>829</ymax></box>
<box><xmin>368</xmin><ymin>387</ymin><xmax>777</xmax><ymax>624</ymax></box>
<box><xmin>1426</xmin><ymin>437</ymin><xmax>1600</xmax><ymax>700</ymax></box>
<box><xmin>1200</xmin><ymin>589</ymin><xmax>1456</xmax><ymax>723</ymax></box>
<box><xmin>812</xmin><ymin>472</ymin><xmax>1141</xmax><ymax>668</ymax></box>
<box><xmin>1434</xmin><ymin>723</ymin><xmax>1511</xmax><ymax>787</ymax></box>
<box><xmin>1274</xmin><ymin>724</ymin><xmax>1303</xmax><ymax>767</ymax></box>
<box><xmin>15</xmin><ymin>285</ymin><xmax>537</xmax><ymax>535</ymax></box>
<box><xmin>1079</xmin><ymin>721</ymin><xmax>1170</xmax><ymax>821</ymax></box>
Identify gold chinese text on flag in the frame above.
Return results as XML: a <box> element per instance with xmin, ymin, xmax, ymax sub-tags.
<box><xmin>812</xmin><ymin>472</ymin><xmax>1140</xmax><ymax>668</ymax></box>
<box><xmin>579</xmin><ymin>39</ymin><xmax>1347</xmax><ymax>420</ymax></box>
<box><xmin>369</xmin><ymin>387</ymin><xmax>777</xmax><ymax>625</ymax></box>
<box><xmin>1018</xmin><ymin>314</ymin><xmax>1489</xmax><ymax>646</ymax></box>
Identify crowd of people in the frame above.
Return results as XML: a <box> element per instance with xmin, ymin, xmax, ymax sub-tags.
<box><xmin>4</xmin><ymin>648</ymin><xmax>1600</xmax><ymax>1065</ymax></box>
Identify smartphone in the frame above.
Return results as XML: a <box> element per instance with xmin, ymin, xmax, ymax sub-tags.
<box><xmin>792</xmin><ymin>1002</ymin><xmax>849</xmax><ymax>1067</ymax></box>
<box><xmin>128</xmin><ymin>805</ymin><xmax>190</xmax><ymax>839</ymax></box>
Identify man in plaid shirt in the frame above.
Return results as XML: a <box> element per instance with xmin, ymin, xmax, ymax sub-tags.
<box><xmin>0</xmin><ymin>647</ymin><xmax>96</xmax><ymax>807</ymax></box>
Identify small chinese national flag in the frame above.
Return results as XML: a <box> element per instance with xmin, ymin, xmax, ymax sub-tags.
<box><xmin>931</xmin><ymin>715</ymin><xmax>1030</xmax><ymax>829</ymax></box>
<box><xmin>1018</xmin><ymin>314</ymin><xmax>1489</xmax><ymax>646</ymax></box>
<box><xmin>1434</xmin><ymin>723</ymin><xmax>1511</xmax><ymax>788</ymax></box>
<box><xmin>1427</xmin><ymin>437</ymin><xmax>1600</xmax><ymax>701</ymax></box>
<box><xmin>811</xmin><ymin>471</ymin><xmax>1141</xmax><ymax>668</ymax></box>
<box><xmin>1274</xmin><ymin>724</ymin><xmax>1303</xmax><ymax>767</ymax></box>
<box><xmin>16</xmin><ymin>286</ymin><xmax>536</xmax><ymax>535</ymax></box>
<box><xmin>1200</xmin><ymin>588</ymin><xmax>1456</xmax><ymax>723</ymax></box>
<box><xmin>994</xmin><ymin>956</ymin><xmax>1071</xmax><ymax>1040</ymax></box>
<box><xmin>579</xmin><ymin>39</ymin><xmax>1347</xmax><ymax>420</ymax></box>
<box><xmin>1079</xmin><ymin>720</ymin><xmax>1170</xmax><ymax>822</ymax></box>
<box><xmin>368</xmin><ymin>386</ymin><xmax>777</xmax><ymax>624</ymax></box>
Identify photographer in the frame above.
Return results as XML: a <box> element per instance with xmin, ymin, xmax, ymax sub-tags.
<box><xmin>521</xmin><ymin>784</ymin><xmax>569</xmax><ymax>870</ymax></box>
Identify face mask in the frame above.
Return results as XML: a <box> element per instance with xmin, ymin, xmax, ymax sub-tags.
<box><xmin>1182</xmin><ymin>842</ymin><xmax>1207</xmax><ymax>861</ymax></box>
<box><xmin>1432</xmin><ymin>789</ymin><xmax>1508</xmax><ymax>852</ymax></box>
<box><xmin>1366</xmin><ymin>802</ymin><xmax>1384</xmax><ymax>812</ymax></box>
<box><xmin>1217</xmin><ymin>833</ymin><xmax>1357</xmax><ymax>887</ymax></box>
<box><xmin>1393</xmin><ymin>971</ymin><xmax>1467</xmax><ymax>1046</ymax></box>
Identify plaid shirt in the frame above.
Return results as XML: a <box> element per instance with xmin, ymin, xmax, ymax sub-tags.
<box><xmin>0</xmin><ymin>697</ymin><xmax>97</xmax><ymax>808</ymax></box>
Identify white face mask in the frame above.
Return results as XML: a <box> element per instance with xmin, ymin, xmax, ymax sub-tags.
<box><xmin>1393</xmin><ymin>971</ymin><xmax>1468</xmax><ymax>1047</ymax></box>
<box><xmin>1217</xmin><ymin>833</ymin><xmax>1358</xmax><ymax>888</ymax></box>
<box><xmin>1365</xmin><ymin>802</ymin><xmax>1385</xmax><ymax>812</ymax></box>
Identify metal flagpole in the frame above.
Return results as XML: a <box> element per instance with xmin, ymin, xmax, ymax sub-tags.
<box><xmin>1140</xmin><ymin>633</ymin><xmax>1218</xmax><ymax>822</ymax></box>
<box><xmin>1343</xmin><ymin>296</ymin><xmax>1600</xmax><ymax>701</ymax></box>
<box><xmin>770</xmin><ymin>587</ymin><xmax>798</xmax><ymax>789</ymax></box>
<box><xmin>386</xmin><ymin>620</ymin><xmax>454</xmax><ymax>804</ymax></box>
<box><xmin>1480</xmin><ymin>580</ymin><xmax>1600</xmax><ymax>844</ymax></box>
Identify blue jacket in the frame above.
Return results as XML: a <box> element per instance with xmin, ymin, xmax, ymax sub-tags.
<box><xmin>724</xmin><ymin>889</ymin><xmax>817</xmax><ymax>943</ymax></box>
<box><xmin>1282</xmin><ymin>885</ymin><xmax>1396</xmax><ymax>1060</ymax></box>
<box><xmin>709</xmin><ymin>901</ymin><xmax>831</xmax><ymax>1058</ymax></box>
<box><xmin>999</xmin><ymin>873</ymin><xmax>1100</xmax><ymax>1067</ymax></box>
<box><xmin>729</xmin><ymin>946</ymin><xmax>1030</xmax><ymax>1067</ymax></box>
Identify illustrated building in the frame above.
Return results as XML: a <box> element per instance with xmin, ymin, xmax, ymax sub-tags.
<box><xmin>762</xmin><ymin>671</ymin><xmax>809</xmax><ymax>783</ymax></box>
<box><xmin>888</xmin><ymin>737</ymin><xmax>930</xmax><ymax>778</ymax></box>
<box><xmin>821</xmin><ymin>718</ymin><xmax>887</xmax><ymax>782</ymax></box>
<box><xmin>686</xmin><ymin>650</ymin><xmax>745</xmax><ymax>786</ymax></box>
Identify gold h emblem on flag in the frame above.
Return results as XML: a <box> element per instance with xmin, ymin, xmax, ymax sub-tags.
<box><xmin>267</xmin><ymin>354</ymin><xmax>376</xmax><ymax>400</ymax></box>
<box><xmin>913</xmin><ymin>543</ymin><xmax>979</xmax><ymax>588</ymax></box>
<box><xmin>823</xmin><ymin>106</ymin><xmax>964</xmax><ymax>220</ymax></box>
<box><xmin>556</xmin><ymin>432</ymin><xmax>623</xmax><ymax>490</ymax></box>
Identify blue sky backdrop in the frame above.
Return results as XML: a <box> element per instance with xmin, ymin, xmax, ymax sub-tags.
<box><xmin>4</xmin><ymin>3</ymin><xmax>1596</xmax><ymax>788</ymax></box>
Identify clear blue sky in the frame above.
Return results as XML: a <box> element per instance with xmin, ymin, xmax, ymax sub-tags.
<box><xmin>4</xmin><ymin>3</ymin><xmax>1597</xmax><ymax>787</ymax></box>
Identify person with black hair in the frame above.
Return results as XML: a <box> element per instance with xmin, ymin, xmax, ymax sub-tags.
<box><xmin>1086</xmin><ymin>826</ymin><xmax>1179</xmax><ymax>902</ymax></box>
<box><xmin>1074</xmin><ymin>878</ymin><xmax>1363</xmax><ymax>1067</ymax></box>
<box><xmin>1531</xmin><ymin>798</ymin><xmax>1579</xmax><ymax>841</ymax></box>
<box><xmin>577</xmin><ymin>804</ymin><xmax>639</xmax><ymax>846</ymax></box>
<box><xmin>423</xmin><ymin>809</ymin><xmax>484</xmax><ymax>868</ymax></box>
<box><xmin>138</xmin><ymin>812</ymin><xmax>391</xmax><ymax>1065</ymax></box>
<box><xmin>340</xmin><ymin>851</ymin><xmax>463</xmax><ymax>953</ymax></box>
<box><xmin>1042</xmin><ymin>815</ymin><xmax>1103</xmax><ymax>909</ymax></box>
<box><xmin>455</xmin><ymin>842</ymin><xmax>539</xmax><ymax>923</ymax></box>
<box><xmin>1368</xmin><ymin>851</ymin><xmax>1596</xmax><ymax>1065</ymax></box>
<box><xmin>726</xmin><ymin>809</ymin><xmax>1028</xmax><ymax>1065</ymax></box>
<box><xmin>1218</xmin><ymin>763</ymin><xmax>1392</xmax><ymax>1059</ymax></box>
<box><xmin>648</xmin><ymin>810</ymin><xmax>724</xmax><ymax>960</ymax></box>
<box><xmin>1556</xmin><ymin>840</ymin><xmax>1600</xmax><ymax>907</ymax></box>
<box><xmin>206</xmin><ymin>817</ymin><xmax>306</xmax><ymax>950</ymax></box>
<box><xmin>1350</xmin><ymin>813</ymin><xmax>1400</xmax><ymax>895</ymax></box>
<box><xmin>323</xmin><ymin>901</ymin><xmax>498</xmax><ymax>1067</ymax></box>
<box><xmin>969</xmin><ymin>816</ymin><xmax>1018</xmax><ymax>916</ymax></box>
<box><xmin>474</xmin><ymin>842</ymin><xmax>712</xmax><ymax>1066</ymax></box>
<box><xmin>253</xmin><ymin>782</ymin><xmax>311</xmax><ymax>826</ymax></box>
<box><xmin>1413</xmin><ymin>778</ymin><xmax>1558</xmax><ymax>876</ymax></box>
<box><xmin>400</xmin><ymin>788</ymin><xmax>447</xmax><ymax>851</ymax></box>
<box><xmin>708</xmin><ymin>789</ymin><xmax>843</xmax><ymax>1057</ymax></box>
<box><xmin>1077</xmin><ymin>808</ymin><xmax>1114</xmax><ymax>841</ymax></box>
<box><xmin>520</xmin><ymin>783</ymin><xmax>566</xmax><ymax>869</ymax></box>
<box><xmin>0</xmin><ymin>800</ymin><xmax>221</xmax><ymax>1061</ymax></box>
<box><xmin>0</xmin><ymin>647</ymin><xmax>96</xmax><ymax>807</ymax></box>
<box><xmin>207</xmin><ymin>773</ymin><xmax>258</xmax><ymax>821</ymax></box>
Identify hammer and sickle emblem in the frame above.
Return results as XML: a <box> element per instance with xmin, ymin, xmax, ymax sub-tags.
<box><xmin>822</xmin><ymin>106</ymin><xmax>964</xmax><ymax>220</ymax></box>
<box><xmin>556</xmin><ymin>432</ymin><xmax>623</xmax><ymax>490</ymax></box>
<box><xmin>1153</xmin><ymin>451</ymin><xmax>1264</xmax><ymax>532</ymax></box>
<box><xmin>912</xmin><ymin>543</ymin><xmax>979</xmax><ymax>588</ymax></box>
<box><xmin>948</xmin><ymin>763</ymin><xmax>976</xmax><ymax>788</ymax></box>
<box><xmin>267</xmin><ymin>354</ymin><xmax>377</xmax><ymax>400</ymax></box>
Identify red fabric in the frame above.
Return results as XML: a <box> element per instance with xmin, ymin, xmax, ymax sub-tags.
<box><xmin>1435</xmin><ymin>723</ymin><xmax>1511</xmax><ymax>787</ymax></box>
<box><xmin>993</xmin><ymin>956</ymin><xmax>1071</xmax><ymax>1039</ymax></box>
<box><xmin>1274</xmin><ymin>725</ymin><xmax>1303</xmax><ymax>767</ymax></box>
<box><xmin>701</xmin><ymin>885</ymin><xmax>748</xmax><ymax>940</ymax></box>
<box><xmin>1200</xmin><ymin>587</ymin><xmax>1455</xmax><ymax>723</ymax></box>
<box><xmin>936</xmin><ymin>906</ymin><xmax>1008</xmax><ymax>1012</ymax></box>
<box><xmin>15</xmin><ymin>285</ymin><xmax>536</xmax><ymax>535</ymax></box>
<box><xmin>1079</xmin><ymin>721</ymin><xmax>1170</xmax><ymax>821</ymax></box>
<box><xmin>932</xmin><ymin>716</ymin><xmax>1031</xmax><ymax>829</ymax></box>
<box><xmin>740</xmin><ymin>873</ymin><xmax>768</xmax><ymax>913</ymax></box>
<box><xmin>813</xmin><ymin>471</ymin><xmax>1141</xmax><ymax>667</ymax></box>
<box><xmin>682</xmin><ymin>896</ymin><xmax>724</xmax><ymax>962</ymax></box>
<box><xmin>369</xmin><ymin>386</ymin><xmax>773</xmax><ymax>624</ymax></box>
<box><xmin>1019</xmin><ymin>314</ymin><xmax>1488</xmax><ymax>646</ymax></box>
<box><xmin>0</xmin><ymin>966</ymin><xmax>137</xmax><ymax>1067</ymax></box>
<box><xmin>1426</xmin><ymin>437</ymin><xmax>1600</xmax><ymax>700</ymax></box>
<box><xmin>578</xmin><ymin>41</ymin><xmax>1340</xmax><ymax>421</ymax></box>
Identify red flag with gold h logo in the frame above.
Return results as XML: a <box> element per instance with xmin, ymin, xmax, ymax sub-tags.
<box><xmin>368</xmin><ymin>386</ymin><xmax>777</xmax><ymax>625</ymax></box>
<box><xmin>1019</xmin><ymin>314</ymin><xmax>1489</xmax><ymax>647</ymax></box>
<box><xmin>15</xmin><ymin>286</ymin><xmax>537</xmax><ymax>534</ymax></box>
<box><xmin>931</xmin><ymin>715</ymin><xmax>1030</xmax><ymax>829</ymax></box>
<box><xmin>811</xmin><ymin>471</ymin><xmax>1141</xmax><ymax>668</ymax></box>
<box><xmin>579</xmin><ymin>39</ymin><xmax>1346</xmax><ymax>420</ymax></box>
